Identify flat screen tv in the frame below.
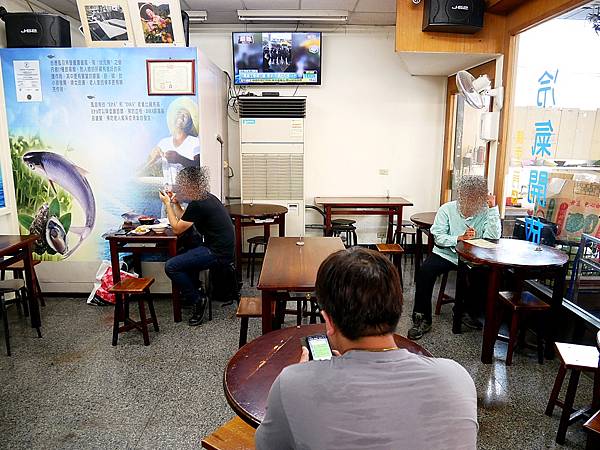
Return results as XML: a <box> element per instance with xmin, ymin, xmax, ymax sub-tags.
<box><xmin>233</xmin><ymin>32</ymin><xmax>322</xmax><ymax>85</ymax></box>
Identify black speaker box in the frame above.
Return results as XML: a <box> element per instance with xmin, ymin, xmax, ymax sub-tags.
<box><xmin>3</xmin><ymin>13</ymin><xmax>71</xmax><ymax>48</ymax></box>
<box><xmin>422</xmin><ymin>0</ymin><xmax>485</xmax><ymax>34</ymax></box>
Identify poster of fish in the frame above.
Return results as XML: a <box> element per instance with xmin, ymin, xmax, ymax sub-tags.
<box><xmin>0</xmin><ymin>47</ymin><xmax>215</xmax><ymax>262</ymax></box>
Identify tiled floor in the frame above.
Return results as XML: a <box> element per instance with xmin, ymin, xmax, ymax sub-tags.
<box><xmin>0</xmin><ymin>262</ymin><xmax>594</xmax><ymax>449</ymax></box>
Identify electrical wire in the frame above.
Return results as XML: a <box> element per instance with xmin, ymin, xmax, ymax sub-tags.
<box><xmin>25</xmin><ymin>0</ymin><xmax>34</xmax><ymax>12</ymax></box>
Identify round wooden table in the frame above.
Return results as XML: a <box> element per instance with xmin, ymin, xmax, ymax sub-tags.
<box><xmin>456</xmin><ymin>238</ymin><xmax>568</xmax><ymax>364</ymax></box>
<box><xmin>223</xmin><ymin>324</ymin><xmax>432</xmax><ymax>428</ymax></box>
<box><xmin>410</xmin><ymin>212</ymin><xmax>436</xmax><ymax>281</ymax></box>
<box><xmin>226</xmin><ymin>204</ymin><xmax>288</xmax><ymax>279</ymax></box>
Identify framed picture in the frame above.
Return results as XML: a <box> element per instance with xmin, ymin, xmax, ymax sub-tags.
<box><xmin>77</xmin><ymin>0</ymin><xmax>135</xmax><ymax>47</ymax></box>
<box><xmin>129</xmin><ymin>0</ymin><xmax>186</xmax><ymax>47</ymax></box>
<box><xmin>146</xmin><ymin>59</ymin><xmax>195</xmax><ymax>95</ymax></box>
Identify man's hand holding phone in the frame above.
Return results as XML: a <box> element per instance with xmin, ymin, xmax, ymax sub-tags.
<box><xmin>299</xmin><ymin>335</ymin><xmax>340</xmax><ymax>363</ymax></box>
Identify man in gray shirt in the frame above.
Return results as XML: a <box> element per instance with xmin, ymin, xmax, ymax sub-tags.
<box><xmin>255</xmin><ymin>248</ymin><xmax>478</xmax><ymax>450</ymax></box>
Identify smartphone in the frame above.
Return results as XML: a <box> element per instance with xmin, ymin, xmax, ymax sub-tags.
<box><xmin>302</xmin><ymin>334</ymin><xmax>333</xmax><ymax>361</ymax></box>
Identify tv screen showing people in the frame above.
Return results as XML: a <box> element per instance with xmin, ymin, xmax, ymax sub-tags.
<box><xmin>232</xmin><ymin>32</ymin><xmax>322</xmax><ymax>85</ymax></box>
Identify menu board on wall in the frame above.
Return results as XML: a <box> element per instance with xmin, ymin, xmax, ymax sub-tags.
<box><xmin>0</xmin><ymin>47</ymin><xmax>211</xmax><ymax>262</ymax></box>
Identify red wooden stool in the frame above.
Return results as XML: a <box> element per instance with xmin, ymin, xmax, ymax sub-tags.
<box><xmin>375</xmin><ymin>243</ymin><xmax>404</xmax><ymax>288</ymax></box>
<box><xmin>109</xmin><ymin>277</ymin><xmax>158</xmax><ymax>346</ymax></box>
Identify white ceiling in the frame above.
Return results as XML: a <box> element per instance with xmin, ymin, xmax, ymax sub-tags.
<box><xmin>38</xmin><ymin>0</ymin><xmax>397</xmax><ymax>25</ymax></box>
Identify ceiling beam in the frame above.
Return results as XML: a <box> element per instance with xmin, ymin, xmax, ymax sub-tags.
<box><xmin>486</xmin><ymin>0</ymin><xmax>528</xmax><ymax>15</ymax></box>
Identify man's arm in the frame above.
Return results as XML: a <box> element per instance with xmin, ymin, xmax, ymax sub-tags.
<box><xmin>255</xmin><ymin>377</ymin><xmax>294</xmax><ymax>450</ymax></box>
<box><xmin>160</xmin><ymin>191</ymin><xmax>193</xmax><ymax>235</ymax></box>
<box><xmin>431</xmin><ymin>207</ymin><xmax>457</xmax><ymax>248</ymax></box>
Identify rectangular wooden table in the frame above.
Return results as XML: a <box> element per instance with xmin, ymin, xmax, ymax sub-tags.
<box><xmin>256</xmin><ymin>237</ymin><xmax>345</xmax><ymax>334</ymax></box>
<box><xmin>315</xmin><ymin>197</ymin><xmax>413</xmax><ymax>244</ymax></box>
<box><xmin>105</xmin><ymin>230</ymin><xmax>182</xmax><ymax>322</ymax></box>
<box><xmin>0</xmin><ymin>235</ymin><xmax>41</xmax><ymax>330</ymax></box>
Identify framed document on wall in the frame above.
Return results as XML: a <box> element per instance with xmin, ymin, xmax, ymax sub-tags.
<box><xmin>146</xmin><ymin>59</ymin><xmax>195</xmax><ymax>95</ymax></box>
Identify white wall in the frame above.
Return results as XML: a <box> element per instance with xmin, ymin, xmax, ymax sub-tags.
<box><xmin>190</xmin><ymin>26</ymin><xmax>446</xmax><ymax>241</ymax></box>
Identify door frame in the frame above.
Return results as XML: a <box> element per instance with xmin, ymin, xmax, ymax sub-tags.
<box><xmin>440</xmin><ymin>60</ymin><xmax>497</xmax><ymax>204</ymax></box>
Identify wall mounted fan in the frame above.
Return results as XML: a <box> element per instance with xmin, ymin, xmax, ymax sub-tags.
<box><xmin>456</xmin><ymin>70</ymin><xmax>504</xmax><ymax>110</ymax></box>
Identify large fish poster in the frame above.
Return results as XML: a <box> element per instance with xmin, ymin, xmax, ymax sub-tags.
<box><xmin>0</xmin><ymin>47</ymin><xmax>218</xmax><ymax>262</ymax></box>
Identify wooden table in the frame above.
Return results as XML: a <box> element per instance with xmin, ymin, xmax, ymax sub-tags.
<box><xmin>456</xmin><ymin>238</ymin><xmax>568</xmax><ymax>364</ymax></box>
<box><xmin>315</xmin><ymin>197</ymin><xmax>413</xmax><ymax>244</ymax></box>
<box><xmin>410</xmin><ymin>211</ymin><xmax>436</xmax><ymax>281</ymax></box>
<box><xmin>257</xmin><ymin>237</ymin><xmax>345</xmax><ymax>334</ymax></box>
<box><xmin>105</xmin><ymin>230</ymin><xmax>181</xmax><ymax>322</ymax></box>
<box><xmin>224</xmin><ymin>324</ymin><xmax>432</xmax><ymax>428</ymax></box>
<box><xmin>0</xmin><ymin>235</ymin><xmax>41</xmax><ymax>330</ymax></box>
<box><xmin>226</xmin><ymin>204</ymin><xmax>288</xmax><ymax>279</ymax></box>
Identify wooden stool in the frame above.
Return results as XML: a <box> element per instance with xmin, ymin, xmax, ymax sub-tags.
<box><xmin>247</xmin><ymin>236</ymin><xmax>266</xmax><ymax>287</ymax></box>
<box><xmin>1</xmin><ymin>259</ymin><xmax>45</xmax><ymax>307</ymax></box>
<box><xmin>434</xmin><ymin>271</ymin><xmax>456</xmax><ymax>315</ymax></box>
<box><xmin>545</xmin><ymin>332</ymin><xmax>600</xmax><ymax>444</ymax></box>
<box><xmin>0</xmin><ymin>279</ymin><xmax>41</xmax><ymax>356</ymax></box>
<box><xmin>236</xmin><ymin>296</ymin><xmax>275</xmax><ymax>348</ymax></box>
<box><xmin>584</xmin><ymin>410</ymin><xmax>600</xmax><ymax>450</ymax></box>
<box><xmin>375</xmin><ymin>243</ymin><xmax>404</xmax><ymax>288</ymax></box>
<box><xmin>109</xmin><ymin>278</ymin><xmax>159</xmax><ymax>346</ymax></box>
<box><xmin>201</xmin><ymin>416</ymin><xmax>256</xmax><ymax>450</ymax></box>
<box><xmin>497</xmin><ymin>291</ymin><xmax>550</xmax><ymax>366</ymax></box>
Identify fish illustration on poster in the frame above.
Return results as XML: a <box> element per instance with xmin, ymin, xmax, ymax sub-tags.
<box><xmin>0</xmin><ymin>47</ymin><xmax>204</xmax><ymax>261</ymax></box>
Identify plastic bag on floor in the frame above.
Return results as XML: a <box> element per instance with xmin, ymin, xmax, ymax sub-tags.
<box><xmin>87</xmin><ymin>260</ymin><xmax>138</xmax><ymax>306</ymax></box>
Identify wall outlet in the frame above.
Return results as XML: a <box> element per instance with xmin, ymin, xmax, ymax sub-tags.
<box><xmin>379</xmin><ymin>169</ymin><xmax>389</xmax><ymax>176</ymax></box>
<box><xmin>376</xmin><ymin>232</ymin><xmax>386</xmax><ymax>240</ymax></box>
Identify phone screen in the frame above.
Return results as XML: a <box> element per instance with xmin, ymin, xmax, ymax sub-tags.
<box><xmin>307</xmin><ymin>335</ymin><xmax>333</xmax><ymax>361</ymax></box>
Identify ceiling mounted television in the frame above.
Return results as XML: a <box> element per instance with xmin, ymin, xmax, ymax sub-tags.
<box><xmin>233</xmin><ymin>32</ymin><xmax>322</xmax><ymax>85</ymax></box>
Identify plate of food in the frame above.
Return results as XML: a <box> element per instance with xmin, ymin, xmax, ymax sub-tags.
<box><xmin>148</xmin><ymin>224</ymin><xmax>170</xmax><ymax>234</ymax></box>
<box><xmin>129</xmin><ymin>225</ymin><xmax>151</xmax><ymax>235</ymax></box>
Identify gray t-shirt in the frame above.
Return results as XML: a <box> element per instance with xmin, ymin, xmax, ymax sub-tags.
<box><xmin>255</xmin><ymin>349</ymin><xmax>478</xmax><ymax>450</ymax></box>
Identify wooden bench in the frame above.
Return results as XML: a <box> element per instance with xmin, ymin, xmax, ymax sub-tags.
<box><xmin>201</xmin><ymin>416</ymin><xmax>256</xmax><ymax>450</ymax></box>
<box><xmin>109</xmin><ymin>277</ymin><xmax>158</xmax><ymax>346</ymax></box>
<box><xmin>237</xmin><ymin>297</ymin><xmax>275</xmax><ymax>348</ymax></box>
<box><xmin>584</xmin><ymin>410</ymin><xmax>600</xmax><ymax>450</ymax></box>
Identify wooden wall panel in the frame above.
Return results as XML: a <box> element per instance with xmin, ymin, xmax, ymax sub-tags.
<box><xmin>395</xmin><ymin>1</ymin><xmax>505</xmax><ymax>54</ymax></box>
<box><xmin>592</xmin><ymin>111</ymin><xmax>600</xmax><ymax>160</ymax></box>
<box><xmin>573</xmin><ymin>110</ymin><xmax>597</xmax><ymax>160</ymax></box>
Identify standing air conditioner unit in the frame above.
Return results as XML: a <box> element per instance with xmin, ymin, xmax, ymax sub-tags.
<box><xmin>239</xmin><ymin>96</ymin><xmax>306</xmax><ymax>237</ymax></box>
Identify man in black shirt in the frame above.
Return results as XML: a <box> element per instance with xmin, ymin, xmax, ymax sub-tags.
<box><xmin>159</xmin><ymin>167</ymin><xmax>235</xmax><ymax>326</ymax></box>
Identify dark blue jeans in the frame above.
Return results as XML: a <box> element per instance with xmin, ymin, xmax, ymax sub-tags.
<box><xmin>165</xmin><ymin>245</ymin><xmax>217</xmax><ymax>305</ymax></box>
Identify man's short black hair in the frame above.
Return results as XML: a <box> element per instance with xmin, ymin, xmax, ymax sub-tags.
<box><xmin>315</xmin><ymin>247</ymin><xmax>402</xmax><ymax>341</ymax></box>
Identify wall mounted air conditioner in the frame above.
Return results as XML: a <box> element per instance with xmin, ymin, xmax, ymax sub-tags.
<box><xmin>239</xmin><ymin>96</ymin><xmax>306</xmax><ymax>237</ymax></box>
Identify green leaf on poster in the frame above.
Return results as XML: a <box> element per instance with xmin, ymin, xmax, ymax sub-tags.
<box><xmin>59</xmin><ymin>213</ymin><xmax>71</xmax><ymax>234</ymax></box>
<box><xmin>18</xmin><ymin>214</ymin><xmax>33</xmax><ymax>230</ymax></box>
<box><xmin>49</xmin><ymin>198</ymin><xmax>60</xmax><ymax>218</ymax></box>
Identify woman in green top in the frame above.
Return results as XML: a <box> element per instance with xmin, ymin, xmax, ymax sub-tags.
<box><xmin>408</xmin><ymin>175</ymin><xmax>502</xmax><ymax>340</ymax></box>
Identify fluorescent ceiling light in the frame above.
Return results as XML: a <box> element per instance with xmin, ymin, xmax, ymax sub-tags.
<box><xmin>187</xmin><ymin>10</ymin><xmax>207</xmax><ymax>23</ymax></box>
<box><xmin>237</xmin><ymin>9</ymin><xmax>348</xmax><ymax>22</ymax></box>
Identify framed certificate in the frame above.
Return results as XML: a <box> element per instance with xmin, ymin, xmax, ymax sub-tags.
<box><xmin>146</xmin><ymin>59</ymin><xmax>195</xmax><ymax>95</ymax></box>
